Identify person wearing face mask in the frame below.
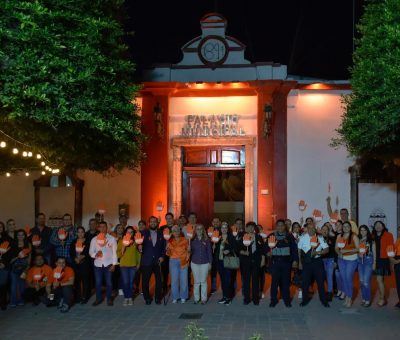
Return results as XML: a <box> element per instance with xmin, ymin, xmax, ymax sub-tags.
<box><xmin>237</xmin><ymin>221</ymin><xmax>266</xmax><ymax>306</ymax></box>
<box><xmin>298</xmin><ymin>224</ymin><xmax>330</xmax><ymax>307</ymax></box>
<box><xmin>139</xmin><ymin>216</ymin><xmax>166</xmax><ymax>305</ymax></box>
<box><xmin>267</xmin><ymin>219</ymin><xmax>298</xmax><ymax>308</ymax></box>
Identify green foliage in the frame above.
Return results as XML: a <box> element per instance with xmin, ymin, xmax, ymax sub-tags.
<box><xmin>334</xmin><ymin>0</ymin><xmax>400</xmax><ymax>159</ymax></box>
<box><xmin>184</xmin><ymin>322</ymin><xmax>208</xmax><ymax>340</ymax></box>
<box><xmin>0</xmin><ymin>0</ymin><xmax>144</xmax><ymax>172</ymax></box>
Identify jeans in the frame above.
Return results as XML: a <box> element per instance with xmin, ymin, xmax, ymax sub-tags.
<box><xmin>395</xmin><ymin>263</ymin><xmax>400</xmax><ymax>302</ymax></box>
<box><xmin>10</xmin><ymin>271</ymin><xmax>26</xmax><ymax>305</ymax></box>
<box><xmin>94</xmin><ymin>265</ymin><xmax>113</xmax><ymax>302</ymax></box>
<box><xmin>169</xmin><ymin>258</ymin><xmax>188</xmax><ymax>300</ymax></box>
<box><xmin>338</xmin><ymin>258</ymin><xmax>357</xmax><ymax>298</ymax></box>
<box><xmin>322</xmin><ymin>257</ymin><xmax>335</xmax><ymax>293</ymax></box>
<box><xmin>120</xmin><ymin>267</ymin><xmax>137</xmax><ymax>299</ymax></box>
<box><xmin>217</xmin><ymin>260</ymin><xmax>232</xmax><ymax>299</ymax></box>
<box><xmin>191</xmin><ymin>262</ymin><xmax>209</xmax><ymax>302</ymax></box>
<box><xmin>358</xmin><ymin>256</ymin><xmax>373</xmax><ymax>301</ymax></box>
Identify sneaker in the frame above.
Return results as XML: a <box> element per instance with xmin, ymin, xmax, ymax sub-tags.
<box><xmin>172</xmin><ymin>299</ymin><xmax>178</xmax><ymax>304</ymax></box>
<box><xmin>181</xmin><ymin>299</ymin><xmax>186</xmax><ymax>304</ymax></box>
<box><xmin>122</xmin><ymin>298</ymin><xmax>128</xmax><ymax>306</ymax></box>
<box><xmin>223</xmin><ymin>299</ymin><xmax>231</xmax><ymax>305</ymax></box>
<box><xmin>210</xmin><ymin>289</ymin><xmax>216</xmax><ymax>295</ymax></box>
<box><xmin>218</xmin><ymin>298</ymin><xmax>226</xmax><ymax>304</ymax></box>
<box><xmin>17</xmin><ymin>302</ymin><xmax>25</xmax><ymax>307</ymax></box>
<box><xmin>298</xmin><ymin>290</ymin><xmax>302</xmax><ymax>299</ymax></box>
<box><xmin>118</xmin><ymin>289</ymin><xmax>124</xmax><ymax>296</ymax></box>
<box><xmin>261</xmin><ymin>293</ymin><xmax>265</xmax><ymax>299</ymax></box>
<box><xmin>60</xmin><ymin>304</ymin><xmax>70</xmax><ymax>313</ymax></box>
<box><xmin>127</xmin><ymin>298</ymin><xmax>133</xmax><ymax>306</ymax></box>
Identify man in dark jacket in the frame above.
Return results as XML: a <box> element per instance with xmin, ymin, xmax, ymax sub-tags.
<box><xmin>266</xmin><ymin>219</ymin><xmax>298</xmax><ymax>307</ymax></box>
<box><xmin>140</xmin><ymin>216</ymin><xmax>166</xmax><ymax>305</ymax></box>
<box><xmin>30</xmin><ymin>213</ymin><xmax>53</xmax><ymax>266</ymax></box>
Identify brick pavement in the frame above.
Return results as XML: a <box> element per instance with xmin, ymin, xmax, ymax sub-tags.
<box><xmin>1</xmin><ymin>288</ymin><xmax>399</xmax><ymax>340</ymax></box>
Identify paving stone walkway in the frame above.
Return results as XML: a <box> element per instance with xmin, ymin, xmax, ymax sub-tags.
<box><xmin>1</xmin><ymin>288</ymin><xmax>400</xmax><ymax>340</ymax></box>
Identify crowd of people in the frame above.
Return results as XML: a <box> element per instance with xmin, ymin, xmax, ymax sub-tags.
<box><xmin>0</xmin><ymin>208</ymin><xmax>399</xmax><ymax>313</ymax></box>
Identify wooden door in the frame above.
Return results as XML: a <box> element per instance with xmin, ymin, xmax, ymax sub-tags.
<box><xmin>182</xmin><ymin>171</ymin><xmax>214</xmax><ymax>225</ymax></box>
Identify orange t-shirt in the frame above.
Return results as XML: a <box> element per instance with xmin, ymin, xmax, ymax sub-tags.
<box><xmin>26</xmin><ymin>264</ymin><xmax>53</xmax><ymax>287</ymax></box>
<box><xmin>395</xmin><ymin>238</ymin><xmax>400</xmax><ymax>256</ymax></box>
<box><xmin>54</xmin><ymin>266</ymin><xmax>74</xmax><ymax>285</ymax></box>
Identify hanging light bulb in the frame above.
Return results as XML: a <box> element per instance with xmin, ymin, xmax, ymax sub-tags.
<box><xmin>12</xmin><ymin>148</ymin><xmax>18</xmax><ymax>154</ymax></box>
<box><xmin>22</xmin><ymin>151</ymin><xmax>28</xmax><ymax>157</ymax></box>
<box><xmin>36</xmin><ymin>154</ymin><xmax>42</xmax><ymax>159</ymax></box>
<box><xmin>25</xmin><ymin>172</ymin><xmax>29</xmax><ymax>176</ymax></box>
<box><xmin>41</xmin><ymin>171</ymin><xmax>46</xmax><ymax>175</ymax></box>
<box><xmin>45</xmin><ymin>166</ymin><xmax>49</xmax><ymax>170</ymax></box>
<box><xmin>0</xmin><ymin>141</ymin><xmax>6</xmax><ymax>148</ymax></box>
<box><xmin>6</xmin><ymin>172</ymin><xmax>11</xmax><ymax>177</ymax></box>
<box><xmin>41</xmin><ymin>161</ymin><xmax>45</xmax><ymax>166</ymax></box>
<box><xmin>27</xmin><ymin>152</ymin><xmax>32</xmax><ymax>157</ymax></box>
<box><xmin>48</xmin><ymin>168</ymin><xmax>52</xmax><ymax>172</ymax></box>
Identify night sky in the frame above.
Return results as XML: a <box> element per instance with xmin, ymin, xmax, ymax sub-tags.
<box><xmin>125</xmin><ymin>0</ymin><xmax>365</xmax><ymax>80</ymax></box>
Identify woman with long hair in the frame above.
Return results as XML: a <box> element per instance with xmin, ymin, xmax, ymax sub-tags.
<box><xmin>372</xmin><ymin>221</ymin><xmax>394</xmax><ymax>306</ymax></box>
<box><xmin>321</xmin><ymin>224</ymin><xmax>336</xmax><ymax>301</ymax></box>
<box><xmin>215</xmin><ymin>222</ymin><xmax>236</xmax><ymax>305</ymax></box>
<box><xmin>9</xmin><ymin>229</ymin><xmax>31</xmax><ymax>307</ymax></box>
<box><xmin>167</xmin><ymin>225</ymin><xmax>190</xmax><ymax>303</ymax></box>
<box><xmin>357</xmin><ymin>225</ymin><xmax>375</xmax><ymax>307</ymax></box>
<box><xmin>70</xmin><ymin>226</ymin><xmax>91</xmax><ymax>304</ymax></box>
<box><xmin>335</xmin><ymin>221</ymin><xmax>359</xmax><ymax>308</ymax></box>
<box><xmin>190</xmin><ymin>224</ymin><xmax>212</xmax><ymax>304</ymax></box>
<box><xmin>117</xmin><ymin>226</ymin><xmax>141</xmax><ymax>306</ymax></box>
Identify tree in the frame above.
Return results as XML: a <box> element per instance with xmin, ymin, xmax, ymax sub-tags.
<box><xmin>334</xmin><ymin>0</ymin><xmax>400</xmax><ymax>161</ymax></box>
<box><xmin>0</xmin><ymin>0</ymin><xmax>144</xmax><ymax>173</ymax></box>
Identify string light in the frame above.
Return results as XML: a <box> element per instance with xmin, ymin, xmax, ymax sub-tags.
<box><xmin>41</xmin><ymin>171</ymin><xmax>46</xmax><ymax>175</ymax></box>
<box><xmin>0</xmin><ymin>129</ymin><xmax>60</xmax><ymax>175</ymax></box>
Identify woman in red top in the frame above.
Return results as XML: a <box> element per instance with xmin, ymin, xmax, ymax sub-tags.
<box><xmin>372</xmin><ymin>221</ymin><xmax>394</xmax><ymax>306</ymax></box>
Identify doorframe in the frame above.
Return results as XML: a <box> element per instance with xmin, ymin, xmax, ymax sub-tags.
<box><xmin>170</xmin><ymin>136</ymin><xmax>256</xmax><ymax>222</ymax></box>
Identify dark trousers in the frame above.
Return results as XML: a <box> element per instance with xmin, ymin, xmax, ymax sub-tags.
<box><xmin>217</xmin><ymin>260</ymin><xmax>232</xmax><ymax>299</ymax></box>
<box><xmin>24</xmin><ymin>287</ymin><xmax>47</xmax><ymax>303</ymax></box>
<box><xmin>270</xmin><ymin>258</ymin><xmax>291</xmax><ymax>304</ymax></box>
<box><xmin>395</xmin><ymin>263</ymin><xmax>400</xmax><ymax>302</ymax></box>
<box><xmin>241</xmin><ymin>260</ymin><xmax>260</xmax><ymax>303</ymax></box>
<box><xmin>301</xmin><ymin>258</ymin><xmax>327</xmax><ymax>304</ymax></box>
<box><xmin>134</xmin><ymin>267</ymin><xmax>142</xmax><ymax>292</ymax></box>
<box><xmin>73</xmin><ymin>264</ymin><xmax>90</xmax><ymax>301</ymax></box>
<box><xmin>54</xmin><ymin>285</ymin><xmax>73</xmax><ymax>307</ymax></box>
<box><xmin>211</xmin><ymin>259</ymin><xmax>217</xmax><ymax>291</ymax></box>
<box><xmin>112</xmin><ymin>264</ymin><xmax>121</xmax><ymax>292</ymax></box>
<box><xmin>142</xmin><ymin>262</ymin><xmax>162</xmax><ymax>302</ymax></box>
<box><xmin>0</xmin><ymin>268</ymin><xmax>9</xmax><ymax>308</ymax></box>
<box><xmin>162</xmin><ymin>257</ymin><xmax>169</xmax><ymax>293</ymax></box>
<box><xmin>94</xmin><ymin>265</ymin><xmax>113</xmax><ymax>302</ymax></box>
<box><xmin>259</xmin><ymin>267</ymin><xmax>265</xmax><ymax>298</ymax></box>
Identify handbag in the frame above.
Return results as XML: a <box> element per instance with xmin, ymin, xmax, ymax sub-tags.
<box><xmin>223</xmin><ymin>255</ymin><xmax>240</xmax><ymax>269</ymax></box>
<box><xmin>12</xmin><ymin>258</ymin><xmax>29</xmax><ymax>274</ymax></box>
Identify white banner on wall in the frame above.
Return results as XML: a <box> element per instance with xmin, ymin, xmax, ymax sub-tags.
<box><xmin>358</xmin><ymin>183</ymin><xmax>397</xmax><ymax>235</ymax></box>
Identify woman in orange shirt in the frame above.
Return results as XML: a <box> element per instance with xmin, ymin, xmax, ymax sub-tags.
<box><xmin>372</xmin><ymin>221</ymin><xmax>394</xmax><ymax>306</ymax></box>
<box><xmin>389</xmin><ymin>225</ymin><xmax>400</xmax><ymax>309</ymax></box>
<box><xmin>166</xmin><ymin>225</ymin><xmax>190</xmax><ymax>303</ymax></box>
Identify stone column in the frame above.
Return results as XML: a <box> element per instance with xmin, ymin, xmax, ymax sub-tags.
<box><xmin>172</xmin><ymin>145</ymin><xmax>182</xmax><ymax>218</ymax></box>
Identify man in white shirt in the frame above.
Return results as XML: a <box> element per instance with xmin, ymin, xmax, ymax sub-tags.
<box><xmin>89</xmin><ymin>221</ymin><xmax>118</xmax><ymax>306</ymax></box>
<box><xmin>298</xmin><ymin>224</ymin><xmax>330</xmax><ymax>307</ymax></box>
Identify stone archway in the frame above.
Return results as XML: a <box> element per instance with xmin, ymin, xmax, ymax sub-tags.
<box><xmin>170</xmin><ymin>136</ymin><xmax>256</xmax><ymax>222</ymax></box>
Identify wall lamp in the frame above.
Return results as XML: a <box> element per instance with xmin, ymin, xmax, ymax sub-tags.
<box><xmin>263</xmin><ymin>104</ymin><xmax>273</xmax><ymax>138</ymax></box>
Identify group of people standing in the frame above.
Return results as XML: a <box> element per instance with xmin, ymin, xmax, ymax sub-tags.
<box><xmin>0</xmin><ymin>208</ymin><xmax>400</xmax><ymax>313</ymax></box>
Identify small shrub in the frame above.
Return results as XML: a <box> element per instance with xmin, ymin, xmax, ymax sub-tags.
<box><xmin>184</xmin><ymin>322</ymin><xmax>208</xmax><ymax>340</ymax></box>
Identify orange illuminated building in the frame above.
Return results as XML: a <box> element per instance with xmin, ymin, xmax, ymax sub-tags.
<box><xmin>139</xmin><ymin>13</ymin><xmax>351</xmax><ymax>229</ymax></box>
